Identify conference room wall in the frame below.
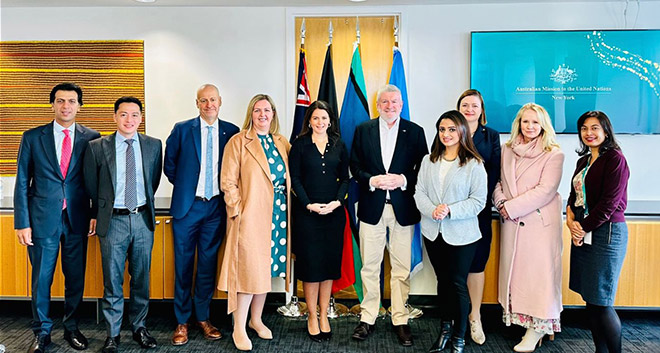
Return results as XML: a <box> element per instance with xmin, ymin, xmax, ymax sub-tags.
<box><xmin>2</xmin><ymin>2</ymin><xmax>659</xmax><ymax>296</ymax></box>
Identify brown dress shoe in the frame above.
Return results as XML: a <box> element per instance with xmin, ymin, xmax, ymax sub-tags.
<box><xmin>171</xmin><ymin>324</ymin><xmax>189</xmax><ymax>346</ymax></box>
<box><xmin>198</xmin><ymin>321</ymin><xmax>222</xmax><ymax>340</ymax></box>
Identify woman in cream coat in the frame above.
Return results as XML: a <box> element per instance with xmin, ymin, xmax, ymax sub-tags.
<box><xmin>218</xmin><ymin>94</ymin><xmax>291</xmax><ymax>351</ymax></box>
<box><xmin>414</xmin><ymin>110</ymin><xmax>487</xmax><ymax>353</ymax></box>
<box><xmin>493</xmin><ymin>103</ymin><xmax>564</xmax><ymax>353</ymax></box>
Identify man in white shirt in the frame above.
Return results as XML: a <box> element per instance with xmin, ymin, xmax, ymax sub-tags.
<box><xmin>349</xmin><ymin>84</ymin><xmax>428</xmax><ymax>347</ymax></box>
<box><xmin>14</xmin><ymin>83</ymin><xmax>100</xmax><ymax>353</ymax></box>
<box><xmin>163</xmin><ymin>84</ymin><xmax>239</xmax><ymax>345</ymax></box>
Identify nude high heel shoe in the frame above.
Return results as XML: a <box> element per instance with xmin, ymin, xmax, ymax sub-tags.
<box><xmin>513</xmin><ymin>327</ymin><xmax>546</xmax><ymax>352</ymax></box>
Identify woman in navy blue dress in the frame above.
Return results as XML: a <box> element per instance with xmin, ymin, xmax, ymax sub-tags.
<box><xmin>456</xmin><ymin>89</ymin><xmax>501</xmax><ymax>345</ymax></box>
<box><xmin>290</xmin><ymin>101</ymin><xmax>349</xmax><ymax>342</ymax></box>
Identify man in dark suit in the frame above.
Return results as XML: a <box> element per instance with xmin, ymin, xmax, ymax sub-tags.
<box><xmin>164</xmin><ymin>84</ymin><xmax>239</xmax><ymax>345</ymax></box>
<box><xmin>83</xmin><ymin>96</ymin><xmax>162</xmax><ymax>353</ymax></box>
<box><xmin>349</xmin><ymin>84</ymin><xmax>428</xmax><ymax>347</ymax></box>
<box><xmin>14</xmin><ymin>82</ymin><xmax>100</xmax><ymax>353</ymax></box>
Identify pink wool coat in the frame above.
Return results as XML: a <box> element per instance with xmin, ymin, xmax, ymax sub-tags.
<box><xmin>493</xmin><ymin>137</ymin><xmax>564</xmax><ymax>320</ymax></box>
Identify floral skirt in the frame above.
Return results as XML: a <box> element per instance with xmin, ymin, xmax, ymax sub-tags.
<box><xmin>503</xmin><ymin>310</ymin><xmax>561</xmax><ymax>335</ymax></box>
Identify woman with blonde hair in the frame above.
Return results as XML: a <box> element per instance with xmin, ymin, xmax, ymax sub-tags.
<box><xmin>218</xmin><ymin>94</ymin><xmax>291</xmax><ymax>351</ymax></box>
<box><xmin>493</xmin><ymin>103</ymin><xmax>564</xmax><ymax>352</ymax></box>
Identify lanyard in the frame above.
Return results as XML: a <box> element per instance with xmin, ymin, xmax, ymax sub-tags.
<box><xmin>581</xmin><ymin>155</ymin><xmax>591</xmax><ymax>215</ymax></box>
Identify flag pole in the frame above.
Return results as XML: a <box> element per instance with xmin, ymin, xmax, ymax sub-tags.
<box><xmin>277</xmin><ymin>16</ymin><xmax>308</xmax><ymax>318</ymax></box>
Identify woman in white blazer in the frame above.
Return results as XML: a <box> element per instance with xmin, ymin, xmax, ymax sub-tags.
<box><xmin>414</xmin><ymin>110</ymin><xmax>487</xmax><ymax>353</ymax></box>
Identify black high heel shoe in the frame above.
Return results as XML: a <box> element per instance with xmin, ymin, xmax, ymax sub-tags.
<box><xmin>320</xmin><ymin>330</ymin><xmax>332</xmax><ymax>341</ymax></box>
<box><xmin>451</xmin><ymin>336</ymin><xmax>465</xmax><ymax>353</ymax></box>
<box><xmin>308</xmin><ymin>331</ymin><xmax>323</xmax><ymax>343</ymax></box>
<box><xmin>429</xmin><ymin>321</ymin><xmax>452</xmax><ymax>352</ymax></box>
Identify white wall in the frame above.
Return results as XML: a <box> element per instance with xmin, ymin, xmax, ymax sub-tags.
<box><xmin>2</xmin><ymin>2</ymin><xmax>659</xmax><ymax>295</ymax></box>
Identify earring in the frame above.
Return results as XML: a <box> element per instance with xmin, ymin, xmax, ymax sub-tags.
<box><xmin>328</xmin><ymin>123</ymin><xmax>331</xmax><ymax>126</ymax></box>
<box><xmin>308</xmin><ymin>124</ymin><xmax>311</xmax><ymax>128</ymax></box>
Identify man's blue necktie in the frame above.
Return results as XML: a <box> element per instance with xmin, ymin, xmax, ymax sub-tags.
<box><xmin>204</xmin><ymin>126</ymin><xmax>214</xmax><ymax>200</ymax></box>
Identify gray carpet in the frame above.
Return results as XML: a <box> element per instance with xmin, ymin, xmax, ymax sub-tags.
<box><xmin>0</xmin><ymin>300</ymin><xmax>658</xmax><ymax>352</ymax></box>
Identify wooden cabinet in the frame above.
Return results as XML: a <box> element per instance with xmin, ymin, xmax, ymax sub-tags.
<box><xmin>3</xmin><ymin>214</ymin><xmax>660</xmax><ymax>308</ymax></box>
<box><xmin>0</xmin><ymin>214</ymin><xmax>29</xmax><ymax>297</ymax></box>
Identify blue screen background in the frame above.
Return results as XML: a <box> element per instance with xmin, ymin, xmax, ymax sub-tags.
<box><xmin>470</xmin><ymin>30</ymin><xmax>660</xmax><ymax>134</ymax></box>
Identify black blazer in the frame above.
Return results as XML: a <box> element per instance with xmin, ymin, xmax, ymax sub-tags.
<box><xmin>14</xmin><ymin>122</ymin><xmax>100</xmax><ymax>236</ymax></box>
<box><xmin>350</xmin><ymin>118</ymin><xmax>428</xmax><ymax>226</ymax></box>
<box><xmin>83</xmin><ymin>132</ymin><xmax>162</xmax><ymax>237</ymax></box>
<box><xmin>472</xmin><ymin>124</ymin><xmax>501</xmax><ymax>208</ymax></box>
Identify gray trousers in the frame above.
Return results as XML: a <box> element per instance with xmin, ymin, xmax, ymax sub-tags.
<box><xmin>99</xmin><ymin>211</ymin><xmax>153</xmax><ymax>337</ymax></box>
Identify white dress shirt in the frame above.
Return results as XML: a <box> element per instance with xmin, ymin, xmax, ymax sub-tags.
<box><xmin>53</xmin><ymin>120</ymin><xmax>75</xmax><ymax>163</ymax></box>
<box><xmin>195</xmin><ymin>117</ymin><xmax>220</xmax><ymax>198</ymax></box>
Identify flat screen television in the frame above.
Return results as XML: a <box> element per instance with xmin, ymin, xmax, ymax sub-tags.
<box><xmin>470</xmin><ymin>30</ymin><xmax>660</xmax><ymax>133</ymax></box>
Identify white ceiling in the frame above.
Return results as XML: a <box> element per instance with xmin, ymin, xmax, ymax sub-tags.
<box><xmin>1</xmin><ymin>0</ymin><xmax>650</xmax><ymax>7</ymax></box>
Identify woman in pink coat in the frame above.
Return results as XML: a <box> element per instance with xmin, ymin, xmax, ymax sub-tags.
<box><xmin>493</xmin><ymin>103</ymin><xmax>564</xmax><ymax>352</ymax></box>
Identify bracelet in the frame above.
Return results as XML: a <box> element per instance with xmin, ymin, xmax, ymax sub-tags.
<box><xmin>496</xmin><ymin>199</ymin><xmax>506</xmax><ymax>209</ymax></box>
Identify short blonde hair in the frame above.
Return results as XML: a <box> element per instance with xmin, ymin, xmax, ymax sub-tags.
<box><xmin>506</xmin><ymin>103</ymin><xmax>560</xmax><ymax>152</ymax></box>
<box><xmin>241</xmin><ymin>94</ymin><xmax>280</xmax><ymax>135</ymax></box>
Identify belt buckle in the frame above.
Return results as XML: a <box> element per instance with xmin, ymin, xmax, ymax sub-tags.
<box><xmin>129</xmin><ymin>207</ymin><xmax>139</xmax><ymax>214</ymax></box>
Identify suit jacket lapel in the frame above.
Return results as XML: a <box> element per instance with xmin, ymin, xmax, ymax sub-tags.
<box><xmin>390</xmin><ymin>119</ymin><xmax>408</xmax><ymax>172</ymax></box>
<box><xmin>472</xmin><ymin>125</ymin><xmax>485</xmax><ymax>149</ymax></box>
<box><xmin>103</xmin><ymin>133</ymin><xmax>117</xmax><ymax>193</ymax></box>
<box><xmin>67</xmin><ymin>124</ymin><xmax>86</xmax><ymax>176</ymax></box>
<box><xmin>244</xmin><ymin>129</ymin><xmax>271</xmax><ymax>180</ymax></box>
<box><xmin>368</xmin><ymin>120</ymin><xmax>385</xmax><ymax>172</ymax></box>
<box><xmin>192</xmin><ymin>117</ymin><xmax>202</xmax><ymax>162</ymax></box>
<box><xmin>40</xmin><ymin>122</ymin><xmax>63</xmax><ymax>179</ymax></box>
<box><xmin>138</xmin><ymin>133</ymin><xmax>152</xmax><ymax>195</ymax></box>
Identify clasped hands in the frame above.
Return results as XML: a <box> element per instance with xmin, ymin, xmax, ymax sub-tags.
<box><xmin>567</xmin><ymin>218</ymin><xmax>586</xmax><ymax>246</ymax></box>
<box><xmin>307</xmin><ymin>200</ymin><xmax>341</xmax><ymax>215</ymax></box>
<box><xmin>370</xmin><ymin>173</ymin><xmax>405</xmax><ymax>191</ymax></box>
<box><xmin>432</xmin><ymin>203</ymin><xmax>450</xmax><ymax>221</ymax></box>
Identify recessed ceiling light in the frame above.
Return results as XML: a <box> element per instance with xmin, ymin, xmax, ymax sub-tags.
<box><xmin>135</xmin><ymin>0</ymin><xmax>156</xmax><ymax>3</ymax></box>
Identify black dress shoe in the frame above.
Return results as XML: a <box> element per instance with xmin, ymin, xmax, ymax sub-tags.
<box><xmin>101</xmin><ymin>336</ymin><xmax>120</xmax><ymax>353</ymax></box>
<box><xmin>351</xmin><ymin>322</ymin><xmax>375</xmax><ymax>341</ymax></box>
<box><xmin>393</xmin><ymin>324</ymin><xmax>413</xmax><ymax>347</ymax></box>
<box><xmin>64</xmin><ymin>329</ymin><xmax>88</xmax><ymax>350</ymax></box>
<box><xmin>451</xmin><ymin>336</ymin><xmax>465</xmax><ymax>353</ymax></box>
<box><xmin>133</xmin><ymin>327</ymin><xmax>157</xmax><ymax>349</ymax></box>
<box><xmin>429</xmin><ymin>321</ymin><xmax>452</xmax><ymax>352</ymax></box>
<box><xmin>27</xmin><ymin>334</ymin><xmax>51</xmax><ymax>353</ymax></box>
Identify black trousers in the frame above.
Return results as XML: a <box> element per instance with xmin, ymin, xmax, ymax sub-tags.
<box><xmin>425</xmin><ymin>234</ymin><xmax>478</xmax><ymax>338</ymax></box>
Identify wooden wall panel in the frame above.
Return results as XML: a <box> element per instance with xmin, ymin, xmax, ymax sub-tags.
<box><xmin>0</xmin><ymin>40</ymin><xmax>145</xmax><ymax>176</ymax></box>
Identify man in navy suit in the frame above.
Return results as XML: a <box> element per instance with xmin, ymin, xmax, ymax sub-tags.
<box><xmin>349</xmin><ymin>84</ymin><xmax>428</xmax><ymax>347</ymax></box>
<box><xmin>164</xmin><ymin>84</ymin><xmax>239</xmax><ymax>345</ymax></box>
<box><xmin>14</xmin><ymin>83</ymin><xmax>101</xmax><ymax>353</ymax></box>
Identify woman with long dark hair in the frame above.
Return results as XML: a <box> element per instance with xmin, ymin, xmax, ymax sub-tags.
<box><xmin>567</xmin><ymin>111</ymin><xmax>630</xmax><ymax>353</ymax></box>
<box><xmin>414</xmin><ymin>110</ymin><xmax>487</xmax><ymax>353</ymax></box>
<box><xmin>289</xmin><ymin>101</ymin><xmax>349</xmax><ymax>342</ymax></box>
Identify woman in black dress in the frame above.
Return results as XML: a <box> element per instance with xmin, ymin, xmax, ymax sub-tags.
<box><xmin>456</xmin><ymin>89</ymin><xmax>501</xmax><ymax>345</ymax></box>
<box><xmin>290</xmin><ymin>100</ymin><xmax>349</xmax><ymax>342</ymax></box>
